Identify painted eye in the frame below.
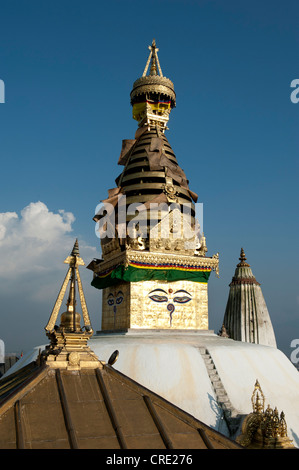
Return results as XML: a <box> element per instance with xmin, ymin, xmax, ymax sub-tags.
<box><xmin>173</xmin><ymin>296</ymin><xmax>191</xmax><ymax>304</ymax></box>
<box><xmin>107</xmin><ymin>299</ymin><xmax>114</xmax><ymax>306</ymax></box>
<box><xmin>116</xmin><ymin>295</ymin><xmax>123</xmax><ymax>304</ymax></box>
<box><xmin>149</xmin><ymin>295</ymin><xmax>168</xmax><ymax>303</ymax></box>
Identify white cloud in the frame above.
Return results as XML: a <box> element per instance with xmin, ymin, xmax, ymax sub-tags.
<box><xmin>0</xmin><ymin>201</ymin><xmax>99</xmax><ymax>352</ymax></box>
<box><xmin>0</xmin><ymin>212</ymin><xmax>18</xmax><ymax>241</ymax></box>
<box><xmin>0</xmin><ymin>201</ymin><xmax>96</xmax><ymax>280</ymax></box>
<box><xmin>19</xmin><ymin>202</ymin><xmax>75</xmax><ymax>240</ymax></box>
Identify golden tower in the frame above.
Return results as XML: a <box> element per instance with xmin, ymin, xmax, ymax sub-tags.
<box><xmin>44</xmin><ymin>239</ymin><xmax>100</xmax><ymax>369</ymax></box>
<box><xmin>89</xmin><ymin>40</ymin><xmax>219</xmax><ymax>331</ymax></box>
<box><xmin>236</xmin><ymin>380</ymin><xmax>295</xmax><ymax>449</ymax></box>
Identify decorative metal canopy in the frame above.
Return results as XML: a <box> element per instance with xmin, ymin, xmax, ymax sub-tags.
<box><xmin>130</xmin><ymin>39</ymin><xmax>176</xmax><ymax>130</ymax></box>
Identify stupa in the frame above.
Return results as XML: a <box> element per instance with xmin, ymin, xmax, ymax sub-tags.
<box><xmin>89</xmin><ymin>39</ymin><xmax>219</xmax><ymax>332</ymax></box>
<box><xmin>3</xmin><ymin>40</ymin><xmax>299</xmax><ymax>449</ymax></box>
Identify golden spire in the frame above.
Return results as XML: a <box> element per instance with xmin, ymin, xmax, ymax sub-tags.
<box><xmin>130</xmin><ymin>39</ymin><xmax>176</xmax><ymax>131</ymax></box>
<box><xmin>142</xmin><ymin>39</ymin><xmax>163</xmax><ymax>77</ymax></box>
<box><xmin>251</xmin><ymin>379</ymin><xmax>265</xmax><ymax>414</ymax></box>
<box><xmin>237</xmin><ymin>247</ymin><xmax>250</xmax><ymax>267</ymax></box>
<box><xmin>43</xmin><ymin>240</ymin><xmax>100</xmax><ymax>370</ymax></box>
<box><xmin>45</xmin><ymin>239</ymin><xmax>93</xmax><ymax>334</ymax></box>
<box><xmin>237</xmin><ymin>380</ymin><xmax>295</xmax><ymax>448</ymax></box>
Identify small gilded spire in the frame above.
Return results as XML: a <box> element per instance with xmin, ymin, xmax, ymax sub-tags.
<box><xmin>239</xmin><ymin>247</ymin><xmax>247</xmax><ymax>262</ymax></box>
<box><xmin>237</xmin><ymin>380</ymin><xmax>295</xmax><ymax>448</ymax></box>
<box><xmin>71</xmin><ymin>238</ymin><xmax>80</xmax><ymax>257</ymax></box>
<box><xmin>143</xmin><ymin>39</ymin><xmax>163</xmax><ymax>77</ymax></box>
<box><xmin>45</xmin><ymin>239</ymin><xmax>93</xmax><ymax>334</ymax></box>
<box><xmin>43</xmin><ymin>240</ymin><xmax>100</xmax><ymax>370</ymax></box>
<box><xmin>237</xmin><ymin>247</ymin><xmax>250</xmax><ymax>267</ymax></box>
<box><xmin>251</xmin><ymin>379</ymin><xmax>265</xmax><ymax>414</ymax></box>
<box><xmin>64</xmin><ymin>239</ymin><xmax>85</xmax><ymax>267</ymax></box>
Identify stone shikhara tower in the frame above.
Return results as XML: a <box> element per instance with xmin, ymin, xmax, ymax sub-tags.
<box><xmin>88</xmin><ymin>39</ymin><xmax>219</xmax><ymax>331</ymax></box>
<box><xmin>222</xmin><ymin>248</ymin><xmax>277</xmax><ymax>347</ymax></box>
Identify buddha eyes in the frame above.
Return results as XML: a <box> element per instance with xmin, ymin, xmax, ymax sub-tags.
<box><xmin>107</xmin><ymin>291</ymin><xmax>124</xmax><ymax>306</ymax></box>
<box><xmin>149</xmin><ymin>295</ymin><xmax>191</xmax><ymax>303</ymax></box>
<box><xmin>149</xmin><ymin>295</ymin><xmax>168</xmax><ymax>303</ymax></box>
<box><xmin>148</xmin><ymin>290</ymin><xmax>192</xmax><ymax>304</ymax></box>
<box><xmin>108</xmin><ymin>290</ymin><xmax>191</xmax><ymax>306</ymax></box>
<box><xmin>173</xmin><ymin>296</ymin><xmax>191</xmax><ymax>304</ymax></box>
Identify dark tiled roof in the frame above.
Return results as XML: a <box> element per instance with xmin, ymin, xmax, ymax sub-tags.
<box><xmin>0</xmin><ymin>362</ymin><xmax>241</xmax><ymax>449</ymax></box>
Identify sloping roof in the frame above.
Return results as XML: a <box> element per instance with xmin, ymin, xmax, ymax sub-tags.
<box><xmin>0</xmin><ymin>361</ymin><xmax>241</xmax><ymax>449</ymax></box>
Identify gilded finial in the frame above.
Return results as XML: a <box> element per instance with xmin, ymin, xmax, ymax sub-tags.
<box><xmin>71</xmin><ymin>238</ymin><xmax>80</xmax><ymax>257</ymax></box>
<box><xmin>130</xmin><ymin>40</ymin><xmax>176</xmax><ymax>131</ymax></box>
<box><xmin>240</xmin><ymin>248</ymin><xmax>246</xmax><ymax>261</ymax></box>
<box><xmin>251</xmin><ymin>379</ymin><xmax>265</xmax><ymax>414</ymax></box>
<box><xmin>43</xmin><ymin>240</ymin><xmax>101</xmax><ymax>370</ymax></box>
<box><xmin>45</xmin><ymin>239</ymin><xmax>93</xmax><ymax>334</ymax></box>
<box><xmin>237</xmin><ymin>247</ymin><xmax>250</xmax><ymax>267</ymax></box>
<box><xmin>236</xmin><ymin>380</ymin><xmax>295</xmax><ymax>448</ymax></box>
<box><xmin>64</xmin><ymin>239</ymin><xmax>85</xmax><ymax>267</ymax></box>
<box><xmin>273</xmin><ymin>407</ymin><xmax>280</xmax><ymax>437</ymax></box>
<box><xmin>143</xmin><ymin>38</ymin><xmax>163</xmax><ymax>77</ymax></box>
<box><xmin>280</xmin><ymin>411</ymin><xmax>288</xmax><ymax>437</ymax></box>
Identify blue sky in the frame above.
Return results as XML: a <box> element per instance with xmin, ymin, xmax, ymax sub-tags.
<box><xmin>0</xmin><ymin>0</ymin><xmax>298</xmax><ymax>360</ymax></box>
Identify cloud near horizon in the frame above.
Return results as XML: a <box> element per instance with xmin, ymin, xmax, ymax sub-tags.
<box><xmin>0</xmin><ymin>201</ymin><xmax>96</xmax><ymax>281</ymax></box>
<box><xmin>0</xmin><ymin>202</ymin><xmax>99</xmax><ymax>352</ymax></box>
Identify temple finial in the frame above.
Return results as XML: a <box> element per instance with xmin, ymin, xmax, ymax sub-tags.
<box><xmin>131</xmin><ymin>39</ymin><xmax>175</xmax><ymax>131</ymax></box>
<box><xmin>43</xmin><ymin>240</ymin><xmax>102</xmax><ymax>370</ymax></box>
<box><xmin>71</xmin><ymin>238</ymin><xmax>80</xmax><ymax>257</ymax></box>
<box><xmin>237</xmin><ymin>247</ymin><xmax>250</xmax><ymax>267</ymax></box>
<box><xmin>251</xmin><ymin>379</ymin><xmax>265</xmax><ymax>414</ymax></box>
<box><xmin>240</xmin><ymin>247</ymin><xmax>246</xmax><ymax>261</ymax></box>
<box><xmin>143</xmin><ymin>38</ymin><xmax>163</xmax><ymax>77</ymax></box>
<box><xmin>237</xmin><ymin>380</ymin><xmax>295</xmax><ymax>448</ymax></box>
<box><xmin>45</xmin><ymin>239</ymin><xmax>93</xmax><ymax>334</ymax></box>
